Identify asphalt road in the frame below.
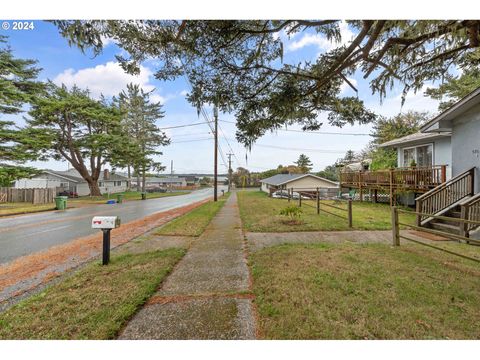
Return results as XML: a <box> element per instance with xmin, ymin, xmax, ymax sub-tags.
<box><xmin>0</xmin><ymin>187</ymin><xmax>226</xmax><ymax>265</ymax></box>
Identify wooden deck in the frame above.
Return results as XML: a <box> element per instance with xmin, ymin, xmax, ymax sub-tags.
<box><xmin>340</xmin><ymin>165</ymin><xmax>447</xmax><ymax>204</ymax></box>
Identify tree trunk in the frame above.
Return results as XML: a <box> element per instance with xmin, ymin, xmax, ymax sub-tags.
<box><xmin>87</xmin><ymin>178</ymin><xmax>102</xmax><ymax>196</ymax></box>
<box><xmin>127</xmin><ymin>165</ymin><xmax>131</xmax><ymax>190</ymax></box>
<box><xmin>136</xmin><ymin>170</ymin><xmax>141</xmax><ymax>192</ymax></box>
<box><xmin>142</xmin><ymin>167</ymin><xmax>146</xmax><ymax>193</ymax></box>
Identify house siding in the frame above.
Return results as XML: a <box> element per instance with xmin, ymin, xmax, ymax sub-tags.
<box><xmin>284</xmin><ymin>176</ymin><xmax>338</xmax><ymax>190</ymax></box>
<box><xmin>396</xmin><ymin>137</ymin><xmax>452</xmax><ymax>180</ymax></box>
<box><xmin>451</xmin><ymin>103</ymin><xmax>480</xmax><ymax>192</ymax></box>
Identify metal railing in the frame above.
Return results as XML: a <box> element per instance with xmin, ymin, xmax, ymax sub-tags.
<box><xmin>415</xmin><ymin>167</ymin><xmax>475</xmax><ymax>226</ymax></box>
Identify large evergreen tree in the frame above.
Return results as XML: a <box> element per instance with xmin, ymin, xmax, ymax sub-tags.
<box><xmin>0</xmin><ymin>35</ymin><xmax>45</xmax><ymax>185</ymax></box>
<box><xmin>113</xmin><ymin>83</ymin><xmax>169</xmax><ymax>192</ymax></box>
<box><xmin>425</xmin><ymin>68</ymin><xmax>480</xmax><ymax>112</ymax></box>
<box><xmin>26</xmin><ymin>83</ymin><xmax>123</xmax><ymax>196</ymax></box>
<box><xmin>53</xmin><ymin>20</ymin><xmax>480</xmax><ymax>147</ymax></box>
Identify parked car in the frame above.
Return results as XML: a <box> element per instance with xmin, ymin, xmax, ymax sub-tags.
<box><xmin>146</xmin><ymin>187</ymin><xmax>167</xmax><ymax>193</ymax></box>
<box><xmin>272</xmin><ymin>190</ymin><xmax>289</xmax><ymax>199</ymax></box>
<box><xmin>272</xmin><ymin>190</ymin><xmax>309</xmax><ymax>199</ymax></box>
<box><xmin>57</xmin><ymin>190</ymin><xmax>78</xmax><ymax>198</ymax></box>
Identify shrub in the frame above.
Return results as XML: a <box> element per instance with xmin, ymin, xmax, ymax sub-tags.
<box><xmin>279</xmin><ymin>206</ymin><xmax>303</xmax><ymax>221</ymax></box>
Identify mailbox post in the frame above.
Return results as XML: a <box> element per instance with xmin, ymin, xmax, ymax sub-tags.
<box><xmin>92</xmin><ymin>216</ymin><xmax>121</xmax><ymax>265</ymax></box>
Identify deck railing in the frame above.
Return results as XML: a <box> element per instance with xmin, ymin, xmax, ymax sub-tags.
<box><xmin>340</xmin><ymin>165</ymin><xmax>447</xmax><ymax>191</ymax></box>
<box><xmin>415</xmin><ymin>167</ymin><xmax>475</xmax><ymax>226</ymax></box>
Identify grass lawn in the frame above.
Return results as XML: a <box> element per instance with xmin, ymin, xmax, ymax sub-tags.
<box><xmin>0</xmin><ymin>202</ymin><xmax>56</xmax><ymax>216</ymax></box>
<box><xmin>251</xmin><ymin>242</ymin><xmax>480</xmax><ymax>339</ymax></box>
<box><xmin>237</xmin><ymin>191</ymin><xmax>415</xmax><ymax>232</ymax></box>
<box><xmin>69</xmin><ymin>190</ymin><xmax>190</xmax><ymax>205</ymax></box>
<box><xmin>0</xmin><ymin>248</ymin><xmax>185</xmax><ymax>339</ymax></box>
<box><xmin>155</xmin><ymin>193</ymin><xmax>230</xmax><ymax>237</ymax></box>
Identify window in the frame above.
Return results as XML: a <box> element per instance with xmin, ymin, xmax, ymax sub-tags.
<box><xmin>403</xmin><ymin>144</ymin><xmax>433</xmax><ymax>167</ymax></box>
<box><xmin>99</xmin><ymin>182</ymin><xmax>103</xmax><ymax>187</ymax></box>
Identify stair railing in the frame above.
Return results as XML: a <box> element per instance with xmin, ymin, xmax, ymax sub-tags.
<box><xmin>415</xmin><ymin>167</ymin><xmax>475</xmax><ymax>226</ymax></box>
<box><xmin>460</xmin><ymin>192</ymin><xmax>480</xmax><ymax>238</ymax></box>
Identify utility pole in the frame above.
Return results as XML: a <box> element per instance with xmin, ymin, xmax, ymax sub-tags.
<box><xmin>170</xmin><ymin>160</ymin><xmax>174</xmax><ymax>176</ymax></box>
<box><xmin>227</xmin><ymin>153</ymin><xmax>233</xmax><ymax>192</ymax></box>
<box><xmin>213</xmin><ymin>103</ymin><xmax>218</xmax><ymax>202</ymax></box>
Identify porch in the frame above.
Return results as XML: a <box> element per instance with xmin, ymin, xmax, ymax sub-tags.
<box><xmin>339</xmin><ymin>165</ymin><xmax>447</xmax><ymax>205</ymax></box>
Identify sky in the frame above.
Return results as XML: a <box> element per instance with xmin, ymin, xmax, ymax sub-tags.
<box><xmin>2</xmin><ymin>20</ymin><xmax>442</xmax><ymax>175</ymax></box>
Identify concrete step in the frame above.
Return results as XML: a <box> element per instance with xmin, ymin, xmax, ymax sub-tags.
<box><xmin>430</xmin><ymin>221</ymin><xmax>460</xmax><ymax>235</ymax></box>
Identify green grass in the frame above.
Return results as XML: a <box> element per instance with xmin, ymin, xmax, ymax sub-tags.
<box><xmin>0</xmin><ymin>248</ymin><xmax>185</xmax><ymax>339</ymax></box>
<box><xmin>155</xmin><ymin>193</ymin><xmax>230</xmax><ymax>237</ymax></box>
<box><xmin>0</xmin><ymin>203</ymin><xmax>56</xmax><ymax>216</ymax></box>
<box><xmin>251</xmin><ymin>242</ymin><xmax>480</xmax><ymax>339</ymax></box>
<box><xmin>70</xmin><ymin>190</ymin><xmax>190</xmax><ymax>205</ymax></box>
<box><xmin>237</xmin><ymin>191</ymin><xmax>415</xmax><ymax>232</ymax></box>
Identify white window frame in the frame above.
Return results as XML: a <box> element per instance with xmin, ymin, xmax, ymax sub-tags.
<box><xmin>402</xmin><ymin>143</ymin><xmax>434</xmax><ymax>167</ymax></box>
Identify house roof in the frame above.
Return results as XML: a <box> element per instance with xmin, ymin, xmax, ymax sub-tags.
<box><xmin>144</xmin><ymin>177</ymin><xmax>186</xmax><ymax>183</ymax></box>
<box><xmin>261</xmin><ymin>173</ymin><xmax>338</xmax><ymax>186</ymax></box>
<box><xmin>379</xmin><ymin>132</ymin><xmax>451</xmax><ymax>148</ymax></box>
<box><xmin>420</xmin><ymin>87</ymin><xmax>480</xmax><ymax>132</ymax></box>
<box><xmin>43</xmin><ymin>169</ymin><xmax>128</xmax><ymax>183</ymax></box>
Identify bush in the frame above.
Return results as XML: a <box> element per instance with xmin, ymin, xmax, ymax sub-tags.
<box><xmin>279</xmin><ymin>206</ymin><xmax>303</xmax><ymax>221</ymax></box>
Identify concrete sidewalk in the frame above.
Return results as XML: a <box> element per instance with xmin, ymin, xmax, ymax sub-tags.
<box><xmin>119</xmin><ymin>192</ymin><xmax>256</xmax><ymax>339</ymax></box>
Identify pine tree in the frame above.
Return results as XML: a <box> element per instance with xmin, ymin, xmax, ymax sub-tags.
<box><xmin>294</xmin><ymin>154</ymin><xmax>313</xmax><ymax>173</ymax></box>
<box><xmin>0</xmin><ymin>35</ymin><xmax>45</xmax><ymax>185</ymax></box>
<box><xmin>25</xmin><ymin>83</ymin><xmax>123</xmax><ymax>196</ymax></box>
<box><xmin>114</xmin><ymin>84</ymin><xmax>169</xmax><ymax>192</ymax></box>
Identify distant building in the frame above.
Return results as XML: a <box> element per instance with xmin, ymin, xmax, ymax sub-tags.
<box><xmin>14</xmin><ymin>169</ymin><xmax>129</xmax><ymax>196</ymax></box>
<box><xmin>130</xmin><ymin>177</ymin><xmax>187</xmax><ymax>188</ymax></box>
<box><xmin>260</xmin><ymin>173</ymin><xmax>338</xmax><ymax>195</ymax></box>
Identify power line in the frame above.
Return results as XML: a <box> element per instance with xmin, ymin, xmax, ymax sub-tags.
<box><xmin>159</xmin><ymin>121</ymin><xmax>214</xmax><ymax>130</ymax></box>
<box><xmin>253</xmin><ymin>143</ymin><xmax>346</xmax><ymax>154</ymax></box>
<box><xmin>170</xmin><ymin>137</ymin><xmax>213</xmax><ymax>144</ymax></box>
<box><xmin>219</xmin><ymin>120</ymin><xmax>371</xmax><ymax>136</ymax></box>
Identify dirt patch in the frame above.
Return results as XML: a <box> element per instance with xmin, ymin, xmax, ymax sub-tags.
<box><xmin>0</xmin><ymin>199</ymin><xmax>209</xmax><ymax>304</ymax></box>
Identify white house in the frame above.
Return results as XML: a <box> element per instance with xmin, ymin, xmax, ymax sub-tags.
<box><xmin>260</xmin><ymin>173</ymin><xmax>338</xmax><ymax>195</ymax></box>
<box><xmin>130</xmin><ymin>177</ymin><xmax>187</xmax><ymax>189</ymax></box>
<box><xmin>15</xmin><ymin>169</ymin><xmax>129</xmax><ymax>196</ymax></box>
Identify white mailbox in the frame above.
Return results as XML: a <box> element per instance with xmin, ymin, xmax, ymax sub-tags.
<box><xmin>91</xmin><ymin>216</ymin><xmax>121</xmax><ymax>229</ymax></box>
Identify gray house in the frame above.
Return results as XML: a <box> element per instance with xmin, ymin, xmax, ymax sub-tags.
<box><xmin>420</xmin><ymin>87</ymin><xmax>480</xmax><ymax>192</ymax></box>
<box><xmin>380</xmin><ymin>131</ymin><xmax>452</xmax><ymax>181</ymax></box>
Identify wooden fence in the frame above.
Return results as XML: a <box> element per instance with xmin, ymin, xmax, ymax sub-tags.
<box><xmin>391</xmin><ymin>206</ymin><xmax>480</xmax><ymax>263</ymax></box>
<box><xmin>0</xmin><ymin>187</ymin><xmax>57</xmax><ymax>204</ymax></box>
<box><xmin>284</xmin><ymin>188</ymin><xmax>353</xmax><ymax>228</ymax></box>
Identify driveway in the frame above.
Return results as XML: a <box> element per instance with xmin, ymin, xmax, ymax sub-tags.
<box><xmin>0</xmin><ymin>187</ymin><xmax>225</xmax><ymax>265</ymax></box>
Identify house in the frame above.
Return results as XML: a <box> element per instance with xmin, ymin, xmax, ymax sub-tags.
<box><xmin>420</xmin><ymin>87</ymin><xmax>480</xmax><ymax>192</ymax></box>
<box><xmin>260</xmin><ymin>173</ymin><xmax>339</xmax><ymax>195</ymax></box>
<box><xmin>340</xmin><ymin>87</ymin><xmax>480</xmax><ymax>238</ymax></box>
<box><xmin>130</xmin><ymin>177</ymin><xmax>187</xmax><ymax>189</ymax></box>
<box><xmin>14</xmin><ymin>169</ymin><xmax>129</xmax><ymax>196</ymax></box>
<box><xmin>380</xmin><ymin>132</ymin><xmax>452</xmax><ymax>181</ymax></box>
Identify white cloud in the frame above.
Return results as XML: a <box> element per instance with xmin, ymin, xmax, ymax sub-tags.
<box><xmin>287</xmin><ymin>21</ymin><xmax>355</xmax><ymax>53</ymax></box>
<box><xmin>365</xmin><ymin>85</ymin><xmax>440</xmax><ymax>118</ymax></box>
<box><xmin>150</xmin><ymin>94</ymin><xmax>167</xmax><ymax>105</ymax></box>
<box><xmin>340</xmin><ymin>77</ymin><xmax>358</xmax><ymax>94</ymax></box>
<box><xmin>100</xmin><ymin>35</ymin><xmax>115</xmax><ymax>47</ymax></box>
<box><xmin>53</xmin><ymin>61</ymin><xmax>155</xmax><ymax>99</ymax></box>
<box><xmin>180</xmin><ymin>89</ymin><xmax>189</xmax><ymax>97</ymax></box>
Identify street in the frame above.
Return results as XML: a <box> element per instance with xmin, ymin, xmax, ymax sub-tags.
<box><xmin>0</xmin><ymin>187</ymin><xmax>225</xmax><ymax>265</ymax></box>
